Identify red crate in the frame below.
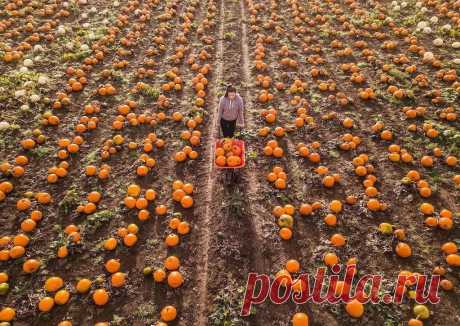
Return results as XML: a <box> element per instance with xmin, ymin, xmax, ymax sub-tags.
<box><xmin>214</xmin><ymin>139</ymin><xmax>246</xmax><ymax>169</ymax></box>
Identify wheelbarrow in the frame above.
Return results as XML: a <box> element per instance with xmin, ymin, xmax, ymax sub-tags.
<box><xmin>214</xmin><ymin>138</ymin><xmax>246</xmax><ymax>185</ymax></box>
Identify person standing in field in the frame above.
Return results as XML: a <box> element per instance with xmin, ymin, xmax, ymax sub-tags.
<box><xmin>217</xmin><ymin>85</ymin><xmax>245</xmax><ymax>138</ymax></box>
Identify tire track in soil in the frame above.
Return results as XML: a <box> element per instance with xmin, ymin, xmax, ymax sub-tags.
<box><xmin>240</xmin><ymin>0</ymin><xmax>271</xmax><ymax>274</ymax></box>
<box><xmin>192</xmin><ymin>0</ymin><xmax>225</xmax><ymax>323</ymax></box>
<box><xmin>193</xmin><ymin>0</ymin><xmax>277</xmax><ymax>324</ymax></box>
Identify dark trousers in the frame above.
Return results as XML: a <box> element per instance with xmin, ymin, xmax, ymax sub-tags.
<box><xmin>220</xmin><ymin>118</ymin><xmax>236</xmax><ymax>138</ymax></box>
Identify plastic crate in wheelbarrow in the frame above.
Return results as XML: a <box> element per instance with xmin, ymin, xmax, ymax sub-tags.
<box><xmin>214</xmin><ymin>138</ymin><xmax>246</xmax><ymax>169</ymax></box>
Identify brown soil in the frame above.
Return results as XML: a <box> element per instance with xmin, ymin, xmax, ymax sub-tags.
<box><xmin>0</xmin><ymin>0</ymin><xmax>459</xmax><ymax>325</ymax></box>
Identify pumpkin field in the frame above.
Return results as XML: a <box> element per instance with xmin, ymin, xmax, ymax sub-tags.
<box><xmin>0</xmin><ymin>0</ymin><xmax>460</xmax><ymax>325</ymax></box>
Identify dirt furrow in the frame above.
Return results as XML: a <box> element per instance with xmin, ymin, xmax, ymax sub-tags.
<box><xmin>239</xmin><ymin>0</ymin><xmax>271</xmax><ymax>275</ymax></box>
<box><xmin>192</xmin><ymin>0</ymin><xmax>225</xmax><ymax>323</ymax></box>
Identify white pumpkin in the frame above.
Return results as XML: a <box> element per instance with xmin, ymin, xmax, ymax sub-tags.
<box><xmin>30</xmin><ymin>94</ymin><xmax>41</xmax><ymax>103</ymax></box>
<box><xmin>80</xmin><ymin>44</ymin><xmax>90</xmax><ymax>51</ymax></box>
<box><xmin>23</xmin><ymin>58</ymin><xmax>34</xmax><ymax>67</ymax></box>
<box><xmin>23</xmin><ymin>81</ymin><xmax>34</xmax><ymax>88</ymax></box>
<box><xmin>433</xmin><ymin>38</ymin><xmax>443</xmax><ymax>46</ymax></box>
<box><xmin>38</xmin><ymin>75</ymin><xmax>48</xmax><ymax>85</ymax></box>
<box><xmin>417</xmin><ymin>21</ymin><xmax>428</xmax><ymax>30</ymax></box>
<box><xmin>442</xmin><ymin>24</ymin><xmax>452</xmax><ymax>31</ymax></box>
<box><xmin>385</xmin><ymin>17</ymin><xmax>393</xmax><ymax>24</ymax></box>
<box><xmin>0</xmin><ymin>121</ymin><xmax>11</xmax><ymax>131</ymax></box>
<box><xmin>423</xmin><ymin>52</ymin><xmax>434</xmax><ymax>61</ymax></box>
<box><xmin>14</xmin><ymin>90</ymin><xmax>26</xmax><ymax>98</ymax></box>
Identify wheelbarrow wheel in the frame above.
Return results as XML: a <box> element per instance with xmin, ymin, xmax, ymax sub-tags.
<box><xmin>224</xmin><ymin>169</ymin><xmax>239</xmax><ymax>185</ymax></box>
